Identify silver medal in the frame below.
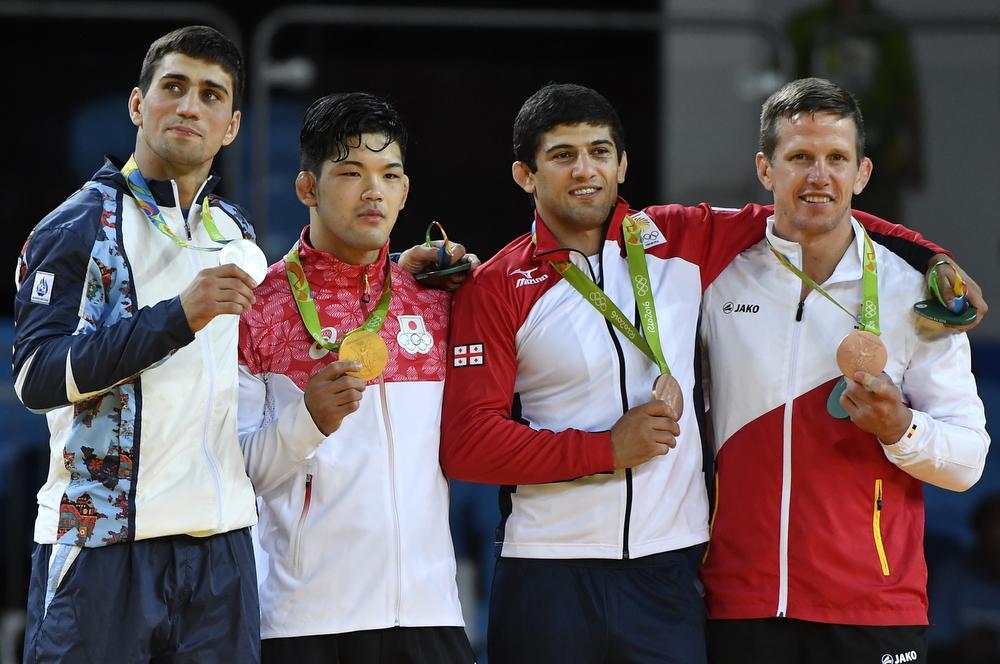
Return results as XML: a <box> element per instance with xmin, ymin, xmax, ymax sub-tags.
<box><xmin>219</xmin><ymin>239</ymin><xmax>268</xmax><ymax>286</ymax></box>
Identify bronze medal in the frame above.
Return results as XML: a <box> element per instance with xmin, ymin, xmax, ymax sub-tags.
<box><xmin>652</xmin><ymin>373</ymin><xmax>684</xmax><ymax>420</ymax></box>
<box><xmin>835</xmin><ymin>330</ymin><xmax>887</xmax><ymax>378</ymax></box>
<box><xmin>337</xmin><ymin>330</ymin><xmax>388</xmax><ymax>381</ymax></box>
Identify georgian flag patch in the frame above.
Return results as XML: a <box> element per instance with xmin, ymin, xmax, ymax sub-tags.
<box><xmin>453</xmin><ymin>343</ymin><xmax>484</xmax><ymax>367</ymax></box>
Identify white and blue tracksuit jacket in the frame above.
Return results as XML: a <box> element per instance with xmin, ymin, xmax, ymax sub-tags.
<box><xmin>13</xmin><ymin>157</ymin><xmax>258</xmax><ymax>548</ymax></box>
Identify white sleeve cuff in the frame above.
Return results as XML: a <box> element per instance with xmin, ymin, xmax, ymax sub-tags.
<box><xmin>276</xmin><ymin>396</ymin><xmax>328</xmax><ymax>462</ymax></box>
<box><xmin>881</xmin><ymin>409</ymin><xmax>925</xmax><ymax>456</ymax></box>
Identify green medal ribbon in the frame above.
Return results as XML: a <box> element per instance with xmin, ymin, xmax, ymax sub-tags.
<box><xmin>120</xmin><ymin>155</ymin><xmax>229</xmax><ymax>251</ymax></box>
<box><xmin>767</xmin><ymin>228</ymin><xmax>880</xmax><ymax>335</ymax></box>
<box><xmin>283</xmin><ymin>244</ymin><xmax>392</xmax><ymax>352</ymax></box>
<box><xmin>547</xmin><ymin>215</ymin><xmax>670</xmax><ymax>375</ymax></box>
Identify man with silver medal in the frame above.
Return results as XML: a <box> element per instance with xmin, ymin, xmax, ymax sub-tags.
<box><xmin>13</xmin><ymin>26</ymin><xmax>266</xmax><ymax>662</ymax></box>
<box><xmin>700</xmin><ymin>78</ymin><xmax>990</xmax><ymax>664</ymax></box>
<box><xmin>236</xmin><ymin>93</ymin><xmax>477</xmax><ymax>663</ymax></box>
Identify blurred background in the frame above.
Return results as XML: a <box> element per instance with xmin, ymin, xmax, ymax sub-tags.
<box><xmin>1</xmin><ymin>0</ymin><xmax>998</xmax><ymax>661</ymax></box>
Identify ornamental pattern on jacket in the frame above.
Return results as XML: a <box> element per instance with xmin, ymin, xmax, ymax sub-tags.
<box><xmin>13</xmin><ymin>158</ymin><xmax>257</xmax><ymax>548</ymax></box>
<box><xmin>239</xmin><ymin>239</ymin><xmax>449</xmax><ymax>387</ymax></box>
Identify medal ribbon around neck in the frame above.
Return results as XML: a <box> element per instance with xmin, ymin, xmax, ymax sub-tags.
<box><xmin>121</xmin><ymin>155</ymin><xmax>229</xmax><ymax>251</ymax></box>
<box><xmin>543</xmin><ymin>215</ymin><xmax>670</xmax><ymax>376</ymax></box>
<box><xmin>283</xmin><ymin>244</ymin><xmax>392</xmax><ymax>352</ymax></box>
<box><xmin>767</xmin><ymin>227</ymin><xmax>880</xmax><ymax>335</ymax></box>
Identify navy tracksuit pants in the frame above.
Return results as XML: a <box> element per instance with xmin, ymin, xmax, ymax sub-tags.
<box><xmin>488</xmin><ymin>546</ymin><xmax>707</xmax><ymax>663</ymax></box>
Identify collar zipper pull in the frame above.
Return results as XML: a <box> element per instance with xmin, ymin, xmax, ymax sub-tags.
<box><xmin>360</xmin><ymin>269</ymin><xmax>372</xmax><ymax>304</ymax></box>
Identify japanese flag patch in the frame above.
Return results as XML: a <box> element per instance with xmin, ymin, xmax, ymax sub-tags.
<box><xmin>397</xmin><ymin>315</ymin><xmax>433</xmax><ymax>354</ymax></box>
<box><xmin>453</xmin><ymin>343</ymin><xmax>484</xmax><ymax>367</ymax></box>
<box><xmin>31</xmin><ymin>271</ymin><xmax>54</xmax><ymax>305</ymax></box>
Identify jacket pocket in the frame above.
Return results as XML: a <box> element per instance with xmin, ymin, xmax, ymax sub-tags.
<box><xmin>291</xmin><ymin>462</ymin><xmax>315</xmax><ymax>576</ymax></box>
<box><xmin>702</xmin><ymin>470</ymin><xmax>721</xmax><ymax>564</ymax></box>
<box><xmin>872</xmin><ymin>479</ymin><xmax>890</xmax><ymax>576</ymax></box>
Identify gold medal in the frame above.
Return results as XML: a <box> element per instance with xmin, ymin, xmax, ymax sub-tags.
<box><xmin>338</xmin><ymin>330</ymin><xmax>388</xmax><ymax>381</ymax></box>
<box><xmin>835</xmin><ymin>330</ymin><xmax>887</xmax><ymax>378</ymax></box>
<box><xmin>652</xmin><ymin>373</ymin><xmax>684</xmax><ymax>421</ymax></box>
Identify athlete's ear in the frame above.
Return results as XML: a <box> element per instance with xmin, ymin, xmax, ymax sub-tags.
<box><xmin>755</xmin><ymin>152</ymin><xmax>774</xmax><ymax>191</ymax></box>
<box><xmin>128</xmin><ymin>88</ymin><xmax>144</xmax><ymax>128</ymax></box>
<box><xmin>221</xmin><ymin>110</ymin><xmax>241</xmax><ymax>147</ymax></box>
<box><xmin>617</xmin><ymin>150</ymin><xmax>628</xmax><ymax>184</ymax></box>
<box><xmin>854</xmin><ymin>157</ymin><xmax>873</xmax><ymax>195</ymax></box>
<box><xmin>512</xmin><ymin>161</ymin><xmax>535</xmax><ymax>195</ymax></box>
<box><xmin>296</xmin><ymin>171</ymin><xmax>317</xmax><ymax>207</ymax></box>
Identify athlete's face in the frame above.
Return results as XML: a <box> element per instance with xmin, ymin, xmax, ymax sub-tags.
<box><xmin>513</xmin><ymin>123</ymin><xmax>627</xmax><ymax>239</ymax></box>
<box><xmin>757</xmin><ymin>111</ymin><xmax>872</xmax><ymax>243</ymax></box>
<box><xmin>129</xmin><ymin>53</ymin><xmax>240</xmax><ymax>175</ymax></box>
<box><xmin>296</xmin><ymin>133</ymin><xmax>409</xmax><ymax>265</ymax></box>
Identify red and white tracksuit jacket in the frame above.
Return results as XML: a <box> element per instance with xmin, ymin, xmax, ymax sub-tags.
<box><xmin>700</xmin><ymin>217</ymin><xmax>989</xmax><ymax>626</ymax></box>
<box><xmin>440</xmin><ymin>198</ymin><xmax>943</xmax><ymax>561</ymax></box>
<box><xmin>237</xmin><ymin>230</ymin><xmax>464</xmax><ymax>638</ymax></box>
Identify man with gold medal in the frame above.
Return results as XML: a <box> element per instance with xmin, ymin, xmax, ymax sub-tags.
<box><xmin>236</xmin><ymin>93</ymin><xmax>476</xmax><ymax>662</ymax></box>
<box><xmin>699</xmin><ymin>78</ymin><xmax>990</xmax><ymax>663</ymax></box>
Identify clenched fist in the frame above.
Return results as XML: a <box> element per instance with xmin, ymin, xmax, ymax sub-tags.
<box><xmin>610</xmin><ymin>400</ymin><xmax>681</xmax><ymax>470</ymax></box>
<box><xmin>304</xmin><ymin>360</ymin><xmax>367</xmax><ymax>436</ymax></box>
<box><xmin>180</xmin><ymin>264</ymin><xmax>257</xmax><ymax>332</ymax></box>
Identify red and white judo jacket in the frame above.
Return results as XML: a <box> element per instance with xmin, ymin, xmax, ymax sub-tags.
<box><xmin>237</xmin><ymin>229</ymin><xmax>464</xmax><ymax>639</ymax></box>
<box><xmin>700</xmin><ymin>217</ymin><xmax>989</xmax><ymax>626</ymax></box>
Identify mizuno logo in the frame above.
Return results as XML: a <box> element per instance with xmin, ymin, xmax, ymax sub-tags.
<box><xmin>510</xmin><ymin>267</ymin><xmax>549</xmax><ymax>288</ymax></box>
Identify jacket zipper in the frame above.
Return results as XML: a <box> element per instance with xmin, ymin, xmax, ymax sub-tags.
<box><xmin>379</xmin><ymin>375</ymin><xmax>402</xmax><ymax>625</ymax></box>
<box><xmin>176</xmin><ymin>179</ymin><xmax>225</xmax><ymax>529</ymax></box>
<box><xmin>777</xmin><ymin>299</ymin><xmax>805</xmax><ymax>617</ymax></box>
<box><xmin>586</xmin><ymin>251</ymin><xmax>634</xmax><ymax>560</ymax></box>
<box><xmin>605</xmin><ymin>317</ymin><xmax>632</xmax><ymax>558</ymax></box>
<box><xmin>292</xmin><ymin>466</ymin><xmax>314</xmax><ymax>576</ymax></box>
<box><xmin>171</xmin><ymin>179</ymin><xmax>209</xmax><ymax>241</ymax></box>
<box><xmin>873</xmin><ymin>479</ymin><xmax>890</xmax><ymax>576</ymax></box>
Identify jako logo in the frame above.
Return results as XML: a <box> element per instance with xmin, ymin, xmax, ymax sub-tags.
<box><xmin>510</xmin><ymin>267</ymin><xmax>549</xmax><ymax>288</ymax></box>
<box><xmin>722</xmin><ymin>301</ymin><xmax>759</xmax><ymax>314</ymax></box>
<box><xmin>882</xmin><ymin>651</ymin><xmax>918</xmax><ymax>664</ymax></box>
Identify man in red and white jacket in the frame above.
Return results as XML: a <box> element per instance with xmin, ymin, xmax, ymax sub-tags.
<box><xmin>439</xmin><ymin>82</ymin><xmax>954</xmax><ymax>664</ymax></box>
<box><xmin>700</xmin><ymin>78</ymin><xmax>990</xmax><ymax>663</ymax></box>
<box><xmin>237</xmin><ymin>93</ymin><xmax>475</xmax><ymax>662</ymax></box>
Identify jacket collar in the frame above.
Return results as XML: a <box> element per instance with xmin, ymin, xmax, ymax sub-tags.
<box><xmin>296</xmin><ymin>225</ymin><xmax>391</xmax><ymax>290</ymax></box>
<box><xmin>764</xmin><ymin>215</ymin><xmax>868</xmax><ymax>286</ymax></box>
<box><xmin>94</xmin><ymin>155</ymin><xmax>223</xmax><ymax>209</ymax></box>
<box><xmin>530</xmin><ymin>197</ymin><xmax>631</xmax><ymax>262</ymax></box>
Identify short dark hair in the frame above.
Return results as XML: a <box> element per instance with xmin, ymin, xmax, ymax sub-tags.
<box><xmin>138</xmin><ymin>25</ymin><xmax>244</xmax><ymax>110</ymax></box>
<box><xmin>299</xmin><ymin>93</ymin><xmax>408</xmax><ymax>175</ymax></box>
<box><xmin>513</xmin><ymin>83</ymin><xmax>625</xmax><ymax>171</ymax></box>
<box><xmin>760</xmin><ymin>77</ymin><xmax>865</xmax><ymax>163</ymax></box>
